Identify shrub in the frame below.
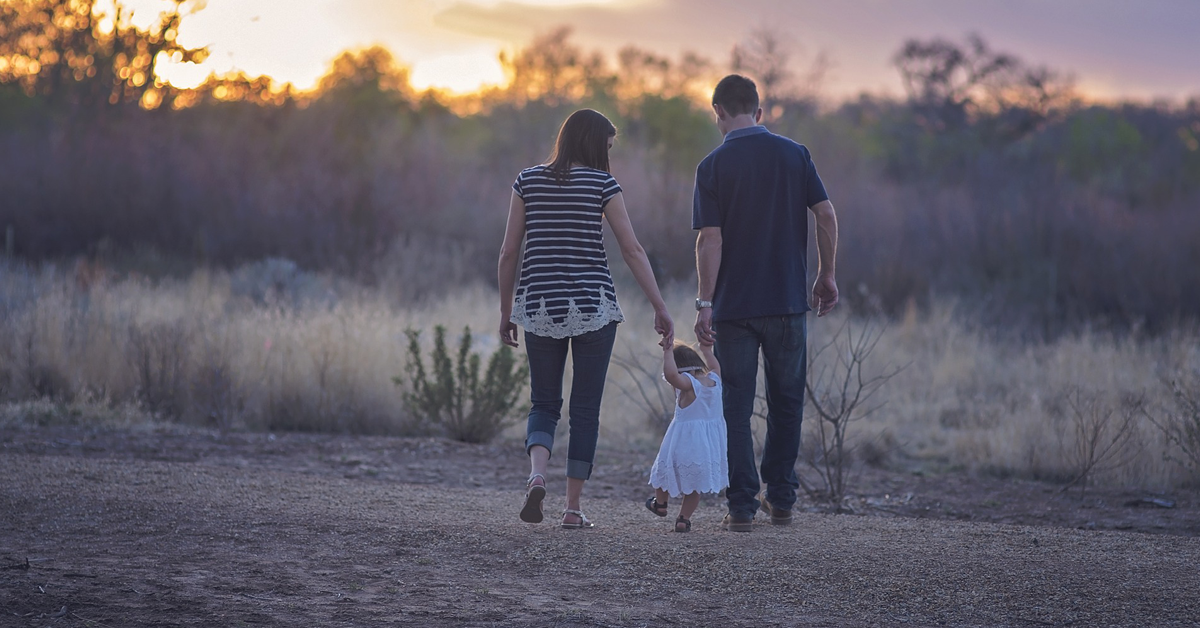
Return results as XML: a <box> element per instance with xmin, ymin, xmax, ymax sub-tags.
<box><xmin>396</xmin><ymin>325</ymin><xmax>528</xmax><ymax>443</ymax></box>
<box><xmin>801</xmin><ymin>318</ymin><xmax>903</xmax><ymax>509</ymax></box>
<box><xmin>609</xmin><ymin>346</ymin><xmax>675</xmax><ymax>436</ymax></box>
<box><xmin>1056</xmin><ymin>388</ymin><xmax>1142</xmax><ymax>495</ymax></box>
<box><xmin>1144</xmin><ymin>375</ymin><xmax>1200</xmax><ymax>482</ymax></box>
<box><xmin>126</xmin><ymin>320</ymin><xmax>191</xmax><ymax>417</ymax></box>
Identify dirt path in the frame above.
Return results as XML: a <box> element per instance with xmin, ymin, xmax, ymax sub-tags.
<box><xmin>2</xmin><ymin>427</ymin><xmax>1199</xmax><ymax>627</ymax></box>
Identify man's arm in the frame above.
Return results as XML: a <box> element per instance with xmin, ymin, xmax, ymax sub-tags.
<box><xmin>694</xmin><ymin>226</ymin><xmax>722</xmax><ymax>345</ymax></box>
<box><xmin>808</xmin><ymin>199</ymin><xmax>839</xmax><ymax>316</ymax></box>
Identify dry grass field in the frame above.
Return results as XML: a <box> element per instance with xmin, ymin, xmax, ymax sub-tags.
<box><xmin>1</xmin><ymin>260</ymin><xmax>1197</xmax><ymax>492</ymax></box>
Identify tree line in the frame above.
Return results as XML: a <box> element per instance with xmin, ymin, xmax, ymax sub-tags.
<box><xmin>2</xmin><ymin>1</ymin><xmax>1199</xmax><ymax>334</ymax></box>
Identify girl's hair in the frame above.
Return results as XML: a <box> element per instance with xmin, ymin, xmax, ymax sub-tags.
<box><xmin>546</xmin><ymin>109</ymin><xmax>616</xmax><ymax>179</ymax></box>
<box><xmin>672</xmin><ymin>341</ymin><xmax>707</xmax><ymax>373</ymax></box>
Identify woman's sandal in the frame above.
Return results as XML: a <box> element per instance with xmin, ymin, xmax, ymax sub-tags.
<box><xmin>645</xmin><ymin>496</ymin><xmax>668</xmax><ymax>517</ymax></box>
<box><xmin>560</xmin><ymin>508</ymin><xmax>595</xmax><ymax>530</ymax></box>
<box><xmin>674</xmin><ymin>516</ymin><xmax>691</xmax><ymax>533</ymax></box>
<box><xmin>519</xmin><ymin>474</ymin><xmax>546</xmax><ymax>524</ymax></box>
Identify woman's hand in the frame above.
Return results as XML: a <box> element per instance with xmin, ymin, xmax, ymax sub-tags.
<box><xmin>499</xmin><ymin>318</ymin><xmax>519</xmax><ymax>348</ymax></box>
<box><xmin>654</xmin><ymin>307</ymin><xmax>674</xmax><ymax>347</ymax></box>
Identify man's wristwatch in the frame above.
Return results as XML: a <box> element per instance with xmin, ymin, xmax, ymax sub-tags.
<box><xmin>695</xmin><ymin>298</ymin><xmax>713</xmax><ymax>311</ymax></box>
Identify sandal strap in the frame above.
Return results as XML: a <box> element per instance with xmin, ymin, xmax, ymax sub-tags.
<box><xmin>527</xmin><ymin>474</ymin><xmax>546</xmax><ymax>487</ymax></box>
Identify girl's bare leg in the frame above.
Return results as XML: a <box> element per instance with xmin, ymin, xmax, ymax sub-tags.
<box><xmin>655</xmin><ymin>488</ymin><xmax>670</xmax><ymax>507</ymax></box>
<box><xmin>679</xmin><ymin>491</ymin><xmax>701</xmax><ymax>523</ymax></box>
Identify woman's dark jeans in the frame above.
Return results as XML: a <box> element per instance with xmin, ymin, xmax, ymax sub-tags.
<box><xmin>523</xmin><ymin>322</ymin><xmax>618</xmax><ymax>480</ymax></box>
<box><xmin>714</xmin><ymin>314</ymin><xmax>807</xmax><ymax>517</ymax></box>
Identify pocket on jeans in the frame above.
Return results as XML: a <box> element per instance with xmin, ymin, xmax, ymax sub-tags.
<box><xmin>781</xmin><ymin>315</ymin><xmax>806</xmax><ymax>351</ymax></box>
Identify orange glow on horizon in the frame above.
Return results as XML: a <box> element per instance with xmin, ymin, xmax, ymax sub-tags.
<box><xmin>83</xmin><ymin>0</ymin><xmax>1200</xmax><ymax>105</ymax></box>
<box><xmin>408</xmin><ymin>50</ymin><xmax>506</xmax><ymax>95</ymax></box>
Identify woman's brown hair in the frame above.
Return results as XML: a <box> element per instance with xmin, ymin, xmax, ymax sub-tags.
<box><xmin>546</xmin><ymin>109</ymin><xmax>616</xmax><ymax>180</ymax></box>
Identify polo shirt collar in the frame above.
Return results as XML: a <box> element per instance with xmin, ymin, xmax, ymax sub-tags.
<box><xmin>723</xmin><ymin>125</ymin><xmax>768</xmax><ymax>143</ymax></box>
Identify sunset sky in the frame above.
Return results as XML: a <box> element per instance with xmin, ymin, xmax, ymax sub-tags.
<box><xmin>121</xmin><ymin>0</ymin><xmax>1200</xmax><ymax>102</ymax></box>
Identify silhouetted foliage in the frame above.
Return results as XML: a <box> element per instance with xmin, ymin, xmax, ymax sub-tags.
<box><xmin>0</xmin><ymin>0</ymin><xmax>208</xmax><ymax>110</ymax></box>
<box><xmin>1</xmin><ymin>15</ymin><xmax>1198</xmax><ymax>334</ymax></box>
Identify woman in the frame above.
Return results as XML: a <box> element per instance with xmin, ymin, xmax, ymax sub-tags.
<box><xmin>497</xmin><ymin>108</ymin><xmax>673</xmax><ymax>529</ymax></box>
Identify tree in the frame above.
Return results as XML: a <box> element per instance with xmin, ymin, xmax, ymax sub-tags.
<box><xmin>315</xmin><ymin>46</ymin><xmax>411</xmax><ymax>102</ymax></box>
<box><xmin>731</xmin><ymin>28</ymin><xmax>828</xmax><ymax>118</ymax></box>
<box><xmin>893</xmin><ymin>33</ymin><xmax>1073</xmax><ymax>136</ymax></box>
<box><xmin>0</xmin><ymin>0</ymin><xmax>208</xmax><ymax>110</ymax></box>
<box><xmin>499</xmin><ymin>27</ymin><xmax>611</xmax><ymax>106</ymax></box>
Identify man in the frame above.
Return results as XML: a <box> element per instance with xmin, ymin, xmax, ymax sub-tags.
<box><xmin>692</xmin><ymin>74</ymin><xmax>839</xmax><ymax>532</ymax></box>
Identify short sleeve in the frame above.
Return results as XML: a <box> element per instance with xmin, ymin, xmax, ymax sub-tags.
<box><xmin>692</xmin><ymin>158</ymin><xmax>721</xmax><ymax>229</ymax></box>
<box><xmin>512</xmin><ymin>170</ymin><xmax>526</xmax><ymax>199</ymax></box>
<box><xmin>601</xmin><ymin>174</ymin><xmax>621</xmax><ymax>206</ymax></box>
<box><xmin>804</xmin><ymin>148</ymin><xmax>829</xmax><ymax>207</ymax></box>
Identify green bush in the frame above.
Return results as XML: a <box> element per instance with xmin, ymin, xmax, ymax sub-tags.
<box><xmin>395</xmin><ymin>325</ymin><xmax>528</xmax><ymax>443</ymax></box>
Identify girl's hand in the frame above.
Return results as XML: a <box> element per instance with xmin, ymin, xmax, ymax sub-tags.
<box><xmin>499</xmin><ymin>319</ymin><xmax>519</xmax><ymax>348</ymax></box>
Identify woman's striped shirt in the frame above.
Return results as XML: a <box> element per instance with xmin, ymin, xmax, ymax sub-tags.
<box><xmin>509</xmin><ymin>165</ymin><xmax>625</xmax><ymax>338</ymax></box>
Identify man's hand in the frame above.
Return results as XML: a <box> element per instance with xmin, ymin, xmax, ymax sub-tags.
<box><xmin>812</xmin><ymin>275</ymin><xmax>839</xmax><ymax>317</ymax></box>
<box><xmin>694</xmin><ymin>308</ymin><xmax>716</xmax><ymax>346</ymax></box>
<box><xmin>499</xmin><ymin>318</ymin><xmax>519</xmax><ymax>348</ymax></box>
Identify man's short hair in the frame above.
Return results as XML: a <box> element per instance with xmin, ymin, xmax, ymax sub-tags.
<box><xmin>712</xmin><ymin>75</ymin><xmax>759</xmax><ymax>116</ymax></box>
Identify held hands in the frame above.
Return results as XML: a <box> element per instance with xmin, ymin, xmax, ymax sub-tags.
<box><xmin>654</xmin><ymin>307</ymin><xmax>674</xmax><ymax>348</ymax></box>
<box><xmin>813</xmin><ymin>274</ymin><xmax>839</xmax><ymax>317</ymax></box>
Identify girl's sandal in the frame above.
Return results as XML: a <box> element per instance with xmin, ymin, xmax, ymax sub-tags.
<box><xmin>560</xmin><ymin>508</ymin><xmax>595</xmax><ymax>530</ymax></box>
<box><xmin>644</xmin><ymin>496</ymin><xmax>668</xmax><ymax>517</ymax></box>
<box><xmin>519</xmin><ymin>474</ymin><xmax>546</xmax><ymax>524</ymax></box>
<box><xmin>674</xmin><ymin>516</ymin><xmax>691</xmax><ymax>533</ymax></box>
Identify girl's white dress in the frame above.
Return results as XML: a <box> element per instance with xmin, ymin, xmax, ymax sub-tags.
<box><xmin>649</xmin><ymin>372</ymin><xmax>729</xmax><ymax>497</ymax></box>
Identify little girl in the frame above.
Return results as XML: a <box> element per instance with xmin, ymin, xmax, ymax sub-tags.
<box><xmin>645</xmin><ymin>339</ymin><xmax>728</xmax><ymax>532</ymax></box>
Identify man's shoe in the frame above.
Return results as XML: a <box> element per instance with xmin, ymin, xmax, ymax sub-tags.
<box><xmin>720</xmin><ymin>513</ymin><xmax>754</xmax><ymax>532</ymax></box>
<box><xmin>760</xmin><ymin>499</ymin><xmax>794</xmax><ymax>526</ymax></box>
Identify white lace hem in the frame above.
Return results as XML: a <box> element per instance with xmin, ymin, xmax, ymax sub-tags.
<box><xmin>649</xmin><ymin>460</ymin><xmax>729</xmax><ymax>497</ymax></box>
<box><xmin>511</xmin><ymin>288</ymin><xmax>625</xmax><ymax>339</ymax></box>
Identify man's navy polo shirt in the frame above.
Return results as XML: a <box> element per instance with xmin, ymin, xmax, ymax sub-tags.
<box><xmin>692</xmin><ymin>125</ymin><xmax>829</xmax><ymax>323</ymax></box>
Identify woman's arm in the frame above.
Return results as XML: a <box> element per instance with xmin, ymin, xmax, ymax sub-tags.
<box><xmin>497</xmin><ymin>190</ymin><xmax>525</xmax><ymax>347</ymax></box>
<box><xmin>603</xmin><ymin>192</ymin><xmax>673</xmax><ymax>345</ymax></box>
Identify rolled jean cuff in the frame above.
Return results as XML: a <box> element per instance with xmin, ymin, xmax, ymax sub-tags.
<box><xmin>525</xmin><ymin>431</ymin><xmax>554</xmax><ymax>456</ymax></box>
<box><xmin>566</xmin><ymin>458</ymin><xmax>593</xmax><ymax>480</ymax></box>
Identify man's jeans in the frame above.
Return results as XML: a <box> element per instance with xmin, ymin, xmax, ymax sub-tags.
<box><xmin>523</xmin><ymin>322</ymin><xmax>618</xmax><ymax>481</ymax></box>
<box><xmin>714</xmin><ymin>314</ymin><xmax>807</xmax><ymax>517</ymax></box>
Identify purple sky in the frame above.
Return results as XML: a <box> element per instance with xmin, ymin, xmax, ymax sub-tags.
<box><xmin>430</xmin><ymin>0</ymin><xmax>1200</xmax><ymax>101</ymax></box>
<box><xmin>147</xmin><ymin>0</ymin><xmax>1199</xmax><ymax>102</ymax></box>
